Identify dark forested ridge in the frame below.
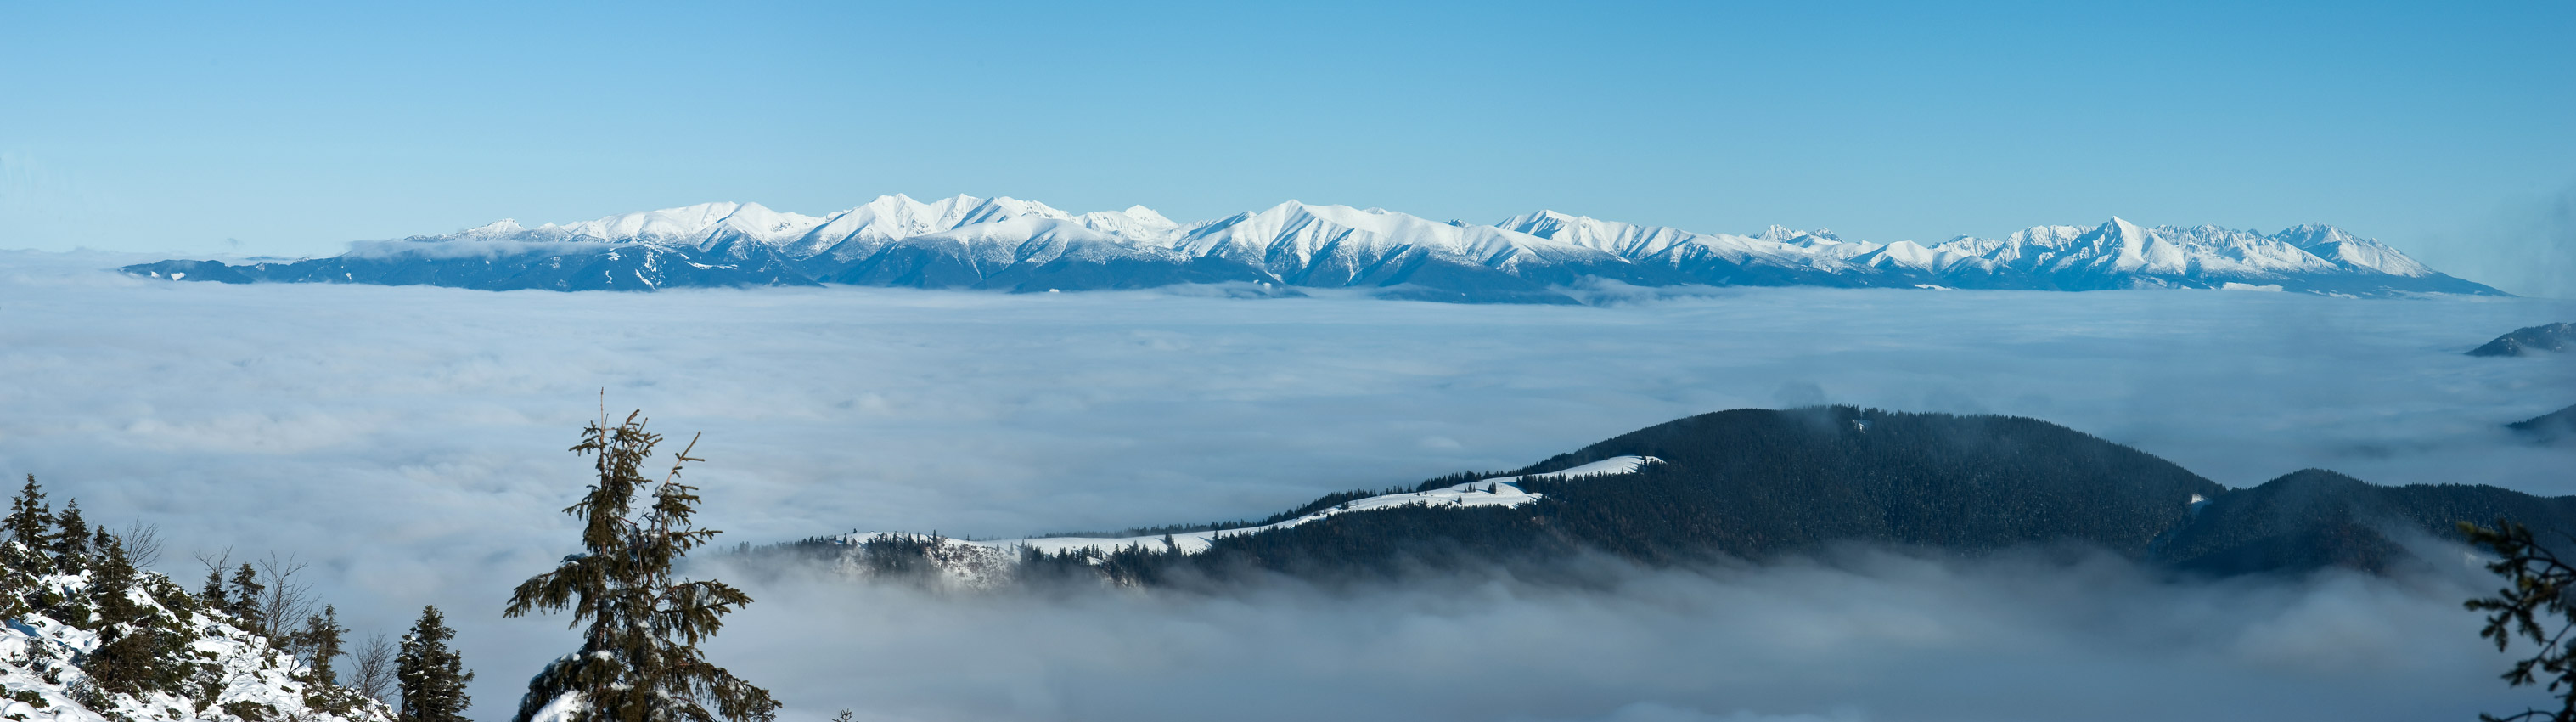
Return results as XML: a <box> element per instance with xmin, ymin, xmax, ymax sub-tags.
<box><xmin>2469</xmin><ymin>321</ymin><xmax>2576</xmax><ymax>357</ymax></box>
<box><xmin>2156</xmin><ymin>469</ymin><xmax>2576</xmax><ymax>574</ymax></box>
<box><xmin>790</xmin><ymin>406</ymin><xmax>2576</xmax><ymax>586</ymax></box>
<box><xmin>1511</xmin><ymin>408</ymin><xmax>2224</xmax><ymax>559</ymax></box>
<box><xmin>2509</xmin><ymin>403</ymin><xmax>2576</xmax><ymax>445</ymax></box>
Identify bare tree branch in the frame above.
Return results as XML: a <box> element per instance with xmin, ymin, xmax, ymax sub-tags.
<box><xmin>115</xmin><ymin>517</ymin><xmax>162</xmax><ymax>569</ymax></box>
<box><xmin>256</xmin><ymin>553</ymin><xmax>317</xmax><ymax>643</ymax></box>
<box><xmin>193</xmin><ymin>548</ymin><xmax>233</xmax><ymax>579</ymax></box>
<box><xmin>352</xmin><ymin>632</ymin><xmax>397</xmax><ymax>704</ymax></box>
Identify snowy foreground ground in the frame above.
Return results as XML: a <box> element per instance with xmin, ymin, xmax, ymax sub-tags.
<box><xmin>1</xmin><ymin>251</ymin><xmax>2572</xmax><ymax>721</ymax></box>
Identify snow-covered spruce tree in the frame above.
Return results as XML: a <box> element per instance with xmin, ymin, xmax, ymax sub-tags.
<box><xmin>229</xmin><ymin>562</ymin><xmax>266</xmax><ymax>634</ymax></box>
<box><xmin>7</xmin><ymin>475</ymin><xmax>51</xmax><ymax>572</ymax></box>
<box><xmin>504</xmin><ymin>410</ymin><xmax>779</xmax><ymax>722</ymax></box>
<box><xmin>396</xmin><ymin>605</ymin><xmax>473</xmax><ymax>722</ymax></box>
<box><xmin>2</xmin><ymin>475</ymin><xmax>53</xmax><ymax>618</ymax></box>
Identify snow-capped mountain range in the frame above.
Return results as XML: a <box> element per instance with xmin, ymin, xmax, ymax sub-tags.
<box><xmin>124</xmin><ymin>195</ymin><xmax>2506</xmax><ymax>301</ymax></box>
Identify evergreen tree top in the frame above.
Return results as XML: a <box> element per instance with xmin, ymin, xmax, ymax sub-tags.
<box><xmin>504</xmin><ymin>409</ymin><xmax>777</xmax><ymax>722</ymax></box>
<box><xmin>8</xmin><ymin>474</ymin><xmax>51</xmax><ymax>550</ymax></box>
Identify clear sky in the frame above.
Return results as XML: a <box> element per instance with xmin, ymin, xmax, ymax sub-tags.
<box><xmin>3</xmin><ymin>1</ymin><xmax>2570</xmax><ymax>291</ymax></box>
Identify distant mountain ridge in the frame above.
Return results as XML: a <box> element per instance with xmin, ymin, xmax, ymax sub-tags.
<box><xmin>768</xmin><ymin>407</ymin><xmax>2573</xmax><ymax>589</ymax></box>
<box><xmin>124</xmin><ymin>195</ymin><xmax>2509</xmax><ymax>302</ymax></box>
<box><xmin>2470</xmin><ymin>322</ymin><xmax>2576</xmax><ymax>357</ymax></box>
<box><xmin>2509</xmin><ymin>403</ymin><xmax>2576</xmax><ymax>445</ymax></box>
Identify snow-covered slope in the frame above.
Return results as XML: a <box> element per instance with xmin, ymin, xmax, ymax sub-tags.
<box><xmin>0</xmin><ymin>562</ymin><xmax>391</xmax><ymax>722</ymax></box>
<box><xmin>821</xmin><ymin>456</ymin><xmax>1663</xmax><ymax>588</ymax></box>
<box><xmin>126</xmin><ymin>195</ymin><xmax>2509</xmax><ymax>300</ymax></box>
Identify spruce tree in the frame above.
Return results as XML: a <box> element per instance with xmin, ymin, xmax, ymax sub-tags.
<box><xmin>301</xmin><ymin>605</ymin><xmax>349</xmax><ymax>684</ymax></box>
<box><xmin>3</xmin><ymin>477</ymin><xmax>51</xmax><ymax>589</ymax></box>
<box><xmin>503</xmin><ymin>410</ymin><xmax>778</xmax><ymax>722</ymax></box>
<box><xmin>201</xmin><ymin>567</ymin><xmax>228</xmax><ymax>612</ymax></box>
<box><xmin>397</xmin><ymin>605</ymin><xmax>473</xmax><ymax>722</ymax></box>
<box><xmin>91</xmin><ymin>535</ymin><xmax>137</xmax><ymax>622</ymax></box>
<box><xmin>230</xmin><ymin>562</ymin><xmax>266</xmax><ymax>634</ymax></box>
<box><xmin>7</xmin><ymin>475</ymin><xmax>50</xmax><ymax>556</ymax></box>
<box><xmin>86</xmin><ymin>534</ymin><xmax>173</xmax><ymax>696</ymax></box>
<box><xmin>51</xmin><ymin>499</ymin><xmax>87</xmax><ymax>567</ymax></box>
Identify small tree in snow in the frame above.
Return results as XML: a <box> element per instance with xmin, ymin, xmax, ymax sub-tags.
<box><xmin>300</xmin><ymin>604</ymin><xmax>349</xmax><ymax>685</ymax></box>
<box><xmin>397</xmin><ymin>605</ymin><xmax>474</xmax><ymax>722</ymax></box>
<box><xmin>6</xmin><ymin>475</ymin><xmax>53</xmax><ymax>573</ymax></box>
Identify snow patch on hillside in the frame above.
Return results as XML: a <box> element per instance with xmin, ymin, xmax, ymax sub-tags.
<box><xmin>0</xmin><ymin>569</ymin><xmax>390</xmax><ymax>722</ymax></box>
<box><xmin>831</xmin><ymin>456</ymin><xmax>1663</xmax><ymax>586</ymax></box>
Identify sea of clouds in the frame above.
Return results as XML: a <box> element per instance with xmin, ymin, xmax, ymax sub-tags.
<box><xmin>0</xmin><ymin>250</ymin><xmax>2570</xmax><ymax>721</ymax></box>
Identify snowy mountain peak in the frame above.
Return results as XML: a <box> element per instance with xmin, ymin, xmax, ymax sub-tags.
<box><xmin>461</xmin><ymin>219</ymin><xmax>526</xmax><ymax>237</ymax></box>
<box><xmin>2274</xmin><ymin>223</ymin><xmax>2433</xmax><ymax>277</ymax></box>
<box><xmin>2101</xmin><ymin>216</ymin><xmax>2152</xmax><ymax>240</ymax></box>
<box><xmin>1758</xmin><ymin>224</ymin><xmax>1840</xmax><ymax>243</ymax></box>
<box><xmin>1120</xmin><ymin>206</ymin><xmax>1174</xmax><ymax>225</ymax></box>
<box><xmin>535</xmin><ymin>201</ymin><xmax>828</xmax><ymax>246</ymax></box>
<box><xmin>1071</xmin><ymin>206</ymin><xmax>1184</xmax><ymax>243</ymax></box>
<box><xmin>958</xmin><ymin>195</ymin><xmax>1076</xmax><ymax>227</ymax></box>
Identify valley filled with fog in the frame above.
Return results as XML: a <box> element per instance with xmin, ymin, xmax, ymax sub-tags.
<box><xmin>3</xmin><ymin>251</ymin><xmax>2570</xmax><ymax>721</ymax></box>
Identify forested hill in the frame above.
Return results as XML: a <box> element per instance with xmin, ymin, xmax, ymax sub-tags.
<box><xmin>2468</xmin><ymin>321</ymin><xmax>2576</xmax><ymax>357</ymax></box>
<box><xmin>1507</xmin><ymin>407</ymin><xmax>2224</xmax><ymax>559</ymax></box>
<box><xmin>786</xmin><ymin>406</ymin><xmax>2576</xmax><ymax>587</ymax></box>
<box><xmin>1163</xmin><ymin>407</ymin><xmax>2225</xmax><ymax>580</ymax></box>
<box><xmin>2509</xmin><ymin>403</ymin><xmax>2576</xmax><ymax>445</ymax></box>
<box><xmin>2157</xmin><ymin>469</ymin><xmax>2576</xmax><ymax>574</ymax></box>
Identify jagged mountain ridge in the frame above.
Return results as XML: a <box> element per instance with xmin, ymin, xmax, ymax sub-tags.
<box><xmin>776</xmin><ymin>407</ymin><xmax>2573</xmax><ymax>588</ymax></box>
<box><xmin>124</xmin><ymin>195</ymin><xmax>2507</xmax><ymax>301</ymax></box>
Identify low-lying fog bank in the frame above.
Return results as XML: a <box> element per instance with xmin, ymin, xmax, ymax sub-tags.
<box><xmin>0</xmin><ymin>251</ymin><xmax>2568</xmax><ymax>719</ymax></box>
<box><xmin>709</xmin><ymin>549</ymin><xmax>2535</xmax><ymax>722</ymax></box>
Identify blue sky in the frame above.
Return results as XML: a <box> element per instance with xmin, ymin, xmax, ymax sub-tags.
<box><xmin>3</xmin><ymin>1</ymin><xmax>2570</xmax><ymax>289</ymax></box>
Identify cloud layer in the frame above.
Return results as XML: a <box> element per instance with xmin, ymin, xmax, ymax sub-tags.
<box><xmin>0</xmin><ymin>251</ymin><xmax>2570</xmax><ymax>719</ymax></box>
<box><xmin>708</xmin><ymin>549</ymin><xmax>2537</xmax><ymax>722</ymax></box>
